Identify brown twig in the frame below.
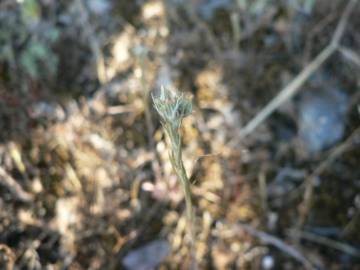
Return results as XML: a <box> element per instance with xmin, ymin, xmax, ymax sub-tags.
<box><xmin>236</xmin><ymin>223</ymin><xmax>316</xmax><ymax>269</ymax></box>
<box><xmin>238</xmin><ymin>0</ymin><xmax>358</xmax><ymax>139</ymax></box>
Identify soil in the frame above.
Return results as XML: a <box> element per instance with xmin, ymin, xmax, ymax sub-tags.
<box><xmin>0</xmin><ymin>0</ymin><xmax>360</xmax><ymax>269</ymax></box>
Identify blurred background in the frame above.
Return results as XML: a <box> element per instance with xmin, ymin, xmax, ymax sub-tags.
<box><xmin>0</xmin><ymin>0</ymin><xmax>360</xmax><ymax>269</ymax></box>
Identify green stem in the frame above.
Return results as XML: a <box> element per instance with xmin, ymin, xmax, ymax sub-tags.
<box><xmin>177</xmin><ymin>152</ymin><xmax>195</xmax><ymax>238</ymax></box>
<box><xmin>169</xmin><ymin>130</ymin><xmax>196</xmax><ymax>269</ymax></box>
<box><xmin>167</xmin><ymin>125</ymin><xmax>195</xmax><ymax>241</ymax></box>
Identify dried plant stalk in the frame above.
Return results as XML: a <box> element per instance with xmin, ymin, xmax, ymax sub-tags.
<box><xmin>152</xmin><ymin>86</ymin><xmax>195</xmax><ymax>241</ymax></box>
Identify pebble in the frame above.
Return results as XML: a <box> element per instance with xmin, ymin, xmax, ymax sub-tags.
<box><xmin>122</xmin><ymin>239</ymin><xmax>170</xmax><ymax>270</ymax></box>
<box><xmin>262</xmin><ymin>255</ymin><xmax>275</xmax><ymax>269</ymax></box>
<box><xmin>298</xmin><ymin>87</ymin><xmax>348</xmax><ymax>152</ymax></box>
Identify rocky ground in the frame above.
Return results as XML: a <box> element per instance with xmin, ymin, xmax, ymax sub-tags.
<box><xmin>0</xmin><ymin>0</ymin><xmax>360</xmax><ymax>269</ymax></box>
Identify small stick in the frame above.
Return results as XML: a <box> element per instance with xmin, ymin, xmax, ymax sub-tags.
<box><xmin>288</xmin><ymin>229</ymin><xmax>360</xmax><ymax>258</ymax></box>
<box><xmin>238</xmin><ymin>0</ymin><xmax>358</xmax><ymax>139</ymax></box>
<box><xmin>239</xmin><ymin>45</ymin><xmax>334</xmax><ymax>138</ymax></box>
<box><xmin>236</xmin><ymin>223</ymin><xmax>316</xmax><ymax>269</ymax></box>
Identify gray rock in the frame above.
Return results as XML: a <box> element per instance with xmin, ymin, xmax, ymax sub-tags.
<box><xmin>30</xmin><ymin>101</ymin><xmax>66</xmax><ymax>121</ymax></box>
<box><xmin>122</xmin><ymin>239</ymin><xmax>170</xmax><ymax>270</ymax></box>
<box><xmin>298</xmin><ymin>87</ymin><xmax>348</xmax><ymax>152</ymax></box>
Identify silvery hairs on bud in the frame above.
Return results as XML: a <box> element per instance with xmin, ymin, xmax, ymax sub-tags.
<box><xmin>152</xmin><ymin>86</ymin><xmax>192</xmax><ymax>130</ymax></box>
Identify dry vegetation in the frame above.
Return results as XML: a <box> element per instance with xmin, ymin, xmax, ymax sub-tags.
<box><xmin>0</xmin><ymin>0</ymin><xmax>360</xmax><ymax>269</ymax></box>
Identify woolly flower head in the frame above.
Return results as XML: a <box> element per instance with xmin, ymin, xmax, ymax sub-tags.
<box><xmin>152</xmin><ymin>86</ymin><xmax>192</xmax><ymax>129</ymax></box>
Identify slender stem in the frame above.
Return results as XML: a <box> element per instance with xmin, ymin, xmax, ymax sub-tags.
<box><xmin>166</xmin><ymin>124</ymin><xmax>196</xmax><ymax>268</ymax></box>
<box><xmin>167</xmin><ymin>126</ymin><xmax>195</xmax><ymax>235</ymax></box>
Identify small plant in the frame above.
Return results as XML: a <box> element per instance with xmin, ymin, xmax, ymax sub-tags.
<box><xmin>152</xmin><ymin>86</ymin><xmax>196</xmax><ymax>242</ymax></box>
